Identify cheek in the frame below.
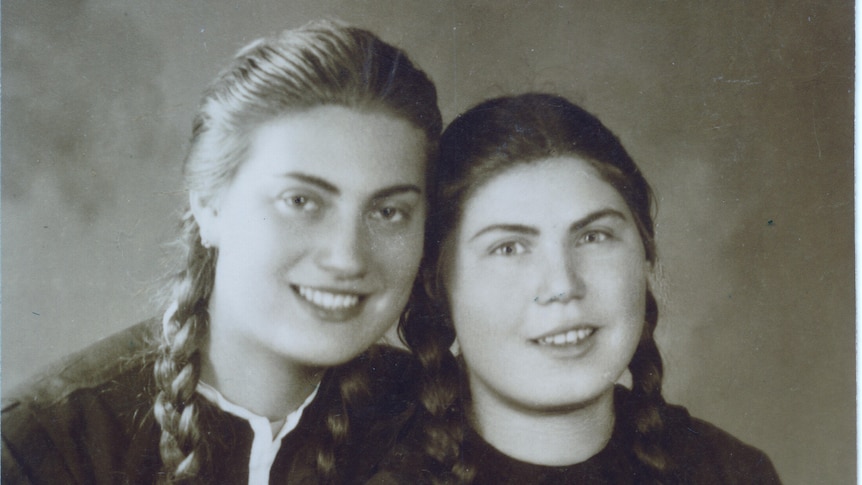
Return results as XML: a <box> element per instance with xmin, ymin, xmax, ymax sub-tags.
<box><xmin>621</xmin><ymin>259</ymin><xmax>649</xmax><ymax>318</ymax></box>
<box><xmin>223</xmin><ymin>220</ymin><xmax>294</xmax><ymax>268</ymax></box>
<box><xmin>601</xmin><ymin>259</ymin><xmax>648</xmax><ymax>347</ymax></box>
<box><xmin>582</xmin><ymin>253</ymin><xmax>647</xmax><ymax>347</ymax></box>
<box><xmin>590</xmin><ymin>250</ymin><xmax>647</xmax><ymax>299</ymax></box>
<box><xmin>217</xmin><ymin>194</ymin><xmax>275</xmax><ymax>246</ymax></box>
<box><xmin>446</xmin><ymin>260</ymin><xmax>522</xmax><ymax>342</ymax></box>
<box><xmin>217</xmin><ymin>217</ymin><xmax>311</xmax><ymax>292</ymax></box>
<box><xmin>372</xmin><ymin>227</ymin><xmax>425</xmax><ymax>284</ymax></box>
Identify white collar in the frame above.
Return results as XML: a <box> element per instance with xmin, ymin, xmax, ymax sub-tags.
<box><xmin>195</xmin><ymin>381</ymin><xmax>320</xmax><ymax>485</ymax></box>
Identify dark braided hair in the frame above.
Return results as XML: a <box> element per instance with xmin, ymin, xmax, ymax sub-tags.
<box><xmin>400</xmin><ymin>93</ymin><xmax>669</xmax><ymax>483</ymax></box>
<box><xmin>154</xmin><ymin>20</ymin><xmax>441</xmax><ymax>484</ymax></box>
<box><xmin>399</xmin><ymin>278</ymin><xmax>473</xmax><ymax>484</ymax></box>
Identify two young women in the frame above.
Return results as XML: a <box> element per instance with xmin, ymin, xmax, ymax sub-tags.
<box><xmin>2</xmin><ymin>21</ymin><xmax>780</xmax><ymax>485</ymax></box>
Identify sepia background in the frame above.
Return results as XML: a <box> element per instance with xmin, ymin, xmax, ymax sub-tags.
<box><xmin>2</xmin><ymin>1</ymin><xmax>854</xmax><ymax>483</ymax></box>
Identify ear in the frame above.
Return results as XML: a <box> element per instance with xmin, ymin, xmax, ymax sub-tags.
<box><xmin>190</xmin><ymin>191</ymin><xmax>220</xmax><ymax>248</ymax></box>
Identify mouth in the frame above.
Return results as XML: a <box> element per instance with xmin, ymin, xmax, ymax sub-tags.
<box><xmin>532</xmin><ymin>327</ymin><xmax>596</xmax><ymax>347</ymax></box>
<box><xmin>292</xmin><ymin>285</ymin><xmax>366</xmax><ymax>312</ymax></box>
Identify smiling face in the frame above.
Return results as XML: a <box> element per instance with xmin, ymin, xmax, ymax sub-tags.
<box><xmin>444</xmin><ymin>156</ymin><xmax>648</xmax><ymax>413</ymax></box>
<box><xmin>196</xmin><ymin>105</ymin><xmax>427</xmax><ymax>369</ymax></box>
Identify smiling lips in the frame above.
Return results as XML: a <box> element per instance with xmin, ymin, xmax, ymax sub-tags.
<box><xmin>534</xmin><ymin>327</ymin><xmax>596</xmax><ymax>346</ymax></box>
<box><xmin>295</xmin><ymin>285</ymin><xmax>363</xmax><ymax>311</ymax></box>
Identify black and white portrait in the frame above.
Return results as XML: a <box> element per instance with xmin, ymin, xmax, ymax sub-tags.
<box><xmin>2</xmin><ymin>2</ymin><xmax>853</xmax><ymax>483</ymax></box>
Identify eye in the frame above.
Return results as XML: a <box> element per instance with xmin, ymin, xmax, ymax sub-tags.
<box><xmin>371</xmin><ymin>205</ymin><xmax>411</xmax><ymax>224</ymax></box>
<box><xmin>491</xmin><ymin>241</ymin><xmax>528</xmax><ymax>256</ymax></box>
<box><xmin>280</xmin><ymin>193</ymin><xmax>320</xmax><ymax>213</ymax></box>
<box><xmin>579</xmin><ymin>230</ymin><xmax>610</xmax><ymax>245</ymax></box>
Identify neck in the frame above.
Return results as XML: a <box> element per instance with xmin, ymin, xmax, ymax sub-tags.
<box><xmin>469</xmin><ymin>386</ymin><xmax>616</xmax><ymax>466</ymax></box>
<box><xmin>201</xmin><ymin>322</ymin><xmax>323</xmax><ymax>421</ymax></box>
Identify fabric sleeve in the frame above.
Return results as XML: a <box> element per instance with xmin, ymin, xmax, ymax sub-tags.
<box><xmin>2</xmin><ymin>438</ymin><xmax>36</xmax><ymax>485</ymax></box>
<box><xmin>1</xmin><ymin>401</ymin><xmax>76</xmax><ymax>485</ymax></box>
<box><xmin>670</xmin><ymin>413</ymin><xmax>784</xmax><ymax>485</ymax></box>
<box><xmin>0</xmin><ymin>320</ymin><xmax>162</xmax><ymax>485</ymax></box>
<box><xmin>744</xmin><ymin>447</ymin><xmax>783</xmax><ymax>484</ymax></box>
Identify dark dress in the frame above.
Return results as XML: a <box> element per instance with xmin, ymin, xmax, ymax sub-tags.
<box><xmin>2</xmin><ymin>319</ymin><xmax>417</xmax><ymax>484</ymax></box>
<box><xmin>371</xmin><ymin>387</ymin><xmax>782</xmax><ymax>484</ymax></box>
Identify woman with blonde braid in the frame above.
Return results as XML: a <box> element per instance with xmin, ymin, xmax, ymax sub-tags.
<box><xmin>376</xmin><ymin>93</ymin><xmax>781</xmax><ymax>484</ymax></box>
<box><xmin>2</xmin><ymin>20</ymin><xmax>440</xmax><ymax>484</ymax></box>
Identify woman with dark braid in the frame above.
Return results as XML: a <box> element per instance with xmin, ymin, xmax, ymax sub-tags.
<box><xmin>2</xmin><ymin>20</ymin><xmax>440</xmax><ymax>484</ymax></box>
<box><xmin>375</xmin><ymin>93</ymin><xmax>781</xmax><ymax>484</ymax></box>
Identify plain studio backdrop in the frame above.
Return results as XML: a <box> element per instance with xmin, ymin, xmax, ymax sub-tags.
<box><xmin>2</xmin><ymin>1</ymin><xmax>853</xmax><ymax>483</ymax></box>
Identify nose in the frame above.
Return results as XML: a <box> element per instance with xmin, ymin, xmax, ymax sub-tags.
<box><xmin>315</xmin><ymin>212</ymin><xmax>369</xmax><ymax>279</ymax></box>
<box><xmin>535</xmin><ymin>243</ymin><xmax>585</xmax><ymax>305</ymax></box>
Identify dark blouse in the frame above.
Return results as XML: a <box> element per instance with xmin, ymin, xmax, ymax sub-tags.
<box><xmin>2</xmin><ymin>319</ymin><xmax>417</xmax><ymax>484</ymax></box>
<box><xmin>372</xmin><ymin>387</ymin><xmax>782</xmax><ymax>484</ymax></box>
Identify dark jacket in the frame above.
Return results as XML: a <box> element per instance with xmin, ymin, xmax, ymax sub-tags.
<box><xmin>371</xmin><ymin>386</ymin><xmax>782</xmax><ymax>484</ymax></box>
<box><xmin>2</xmin><ymin>319</ymin><xmax>417</xmax><ymax>484</ymax></box>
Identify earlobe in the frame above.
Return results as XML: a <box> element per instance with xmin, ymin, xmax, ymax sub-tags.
<box><xmin>190</xmin><ymin>191</ymin><xmax>220</xmax><ymax>249</ymax></box>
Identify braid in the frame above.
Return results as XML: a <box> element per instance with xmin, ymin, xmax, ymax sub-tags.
<box><xmin>317</xmin><ymin>359</ymin><xmax>368</xmax><ymax>482</ymax></box>
<box><xmin>310</xmin><ymin>347</ymin><xmax>379</xmax><ymax>484</ymax></box>
<box><xmin>625</xmin><ymin>289</ymin><xmax>671</xmax><ymax>482</ymax></box>
<box><xmin>314</xmin><ymin>387</ymin><xmax>347</xmax><ymax>483</ymax></box>
<box><xmin>401</xmin><ymin>283</ymin><xmax>475</xmax><ymax>484</ymax></box>
<box><xmin>153</xmin><ymin>213</ymin><xmax>216</xmax><ymax>484</ymax></box>
<box><xmin>313</xmin><ymin>377</ymin><xmax>350</xmax><ymax>483</ymax></box>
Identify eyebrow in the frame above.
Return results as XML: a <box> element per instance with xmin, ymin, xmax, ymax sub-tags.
<box><xmin>569</xmin><ymin>208</ymin><xmax>627</xmax><ymax>232</ymax></box>
<box><xmin>285</xmin><ymin>172</ymin><xmax>339</xmax><ymax>193</ymax></box>
<box><xmin>373</xmin><ymin>184</ymin><xmax>423</xmax><ymax>199</ymax></box>
<box><xmin>284</xmin><ymin>172</ymin><xmax>421</xmax><ymax>199</ymax></box>
<box><xmin>469</xmin><ymin>208</ymin><xmax>628</xmax><ymax>242</ymax></box>
<box><xmin>469</xmin><ymin>224</ymin><xmax>539</xmax><ymax>242</ymax></box>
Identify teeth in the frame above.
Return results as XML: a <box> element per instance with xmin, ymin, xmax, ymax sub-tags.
<box><xmin>297</xmin><ymin>286</ymin><xmax>360</xmax><ymax>310</ymax></box>
<box><xmin>537</xmin><ymin>328</ymin><xmax>595</xmax><ymax>346</ymax></box>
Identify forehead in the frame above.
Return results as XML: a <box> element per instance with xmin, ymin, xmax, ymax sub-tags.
<box><xmin>241</xmin><ymin>105</ymin><xmax>428</xmax><ymax>188</ymax></box>
<box><xmin>459</xmin><ymin>157</ymin><xmax>632</xmax><ymax>229</ymax></box>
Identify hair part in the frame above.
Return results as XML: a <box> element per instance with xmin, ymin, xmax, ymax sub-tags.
<box><xmin>155</xmin><ymin>20</ymin><xmax>441</xmax><ymax>483</ymax></box>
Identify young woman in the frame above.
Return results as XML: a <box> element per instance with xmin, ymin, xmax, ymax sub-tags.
<box><xmin>378</xmin><ymin>93</ymin><xmax>781</xmax><ymax>484</ymax></box>
<box><xmin>2</xmin><ymin>21</ymin><xmax>441</xmax><ymax>484</ymax></box>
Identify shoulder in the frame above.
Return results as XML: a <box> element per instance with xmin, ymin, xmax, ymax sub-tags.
<box><xmin>3</xmin><ymin>318</ymin><xmax>160</xmax><ymax>409</ymax></box>
<box><xmin>660</xmin><ymin>402</ymin><xmax>782</xmax><ymax>484</ymax></box>
<box><xmin>2</xmin><ymin>320</ymin><xmax>162</xmax><ymax>483</ymax></box>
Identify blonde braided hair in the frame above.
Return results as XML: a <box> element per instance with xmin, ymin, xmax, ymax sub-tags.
<box><xmin>153</xmin><ymin>20</ymin><xmax>440</xmax><ymax>483</ymax></box>
<box><xmin>153</xmin><ymin>214</ymin><xmax>215</xmax><ymax>484</ymax></box>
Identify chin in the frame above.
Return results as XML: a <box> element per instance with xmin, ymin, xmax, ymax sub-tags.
<box><xmin>298</xmin><ymin>351</ymin><xmax>355</xmax><ymax>368</ymax></box>
<box><xmin>522</xmin><ymin>381</ymin><xmax>617</xmax><ymax>411</ymax></box>
<box><xmin>269</xmin><ymin>340</ymin><xmax>354</xmax><ymax>368</ymax></box>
